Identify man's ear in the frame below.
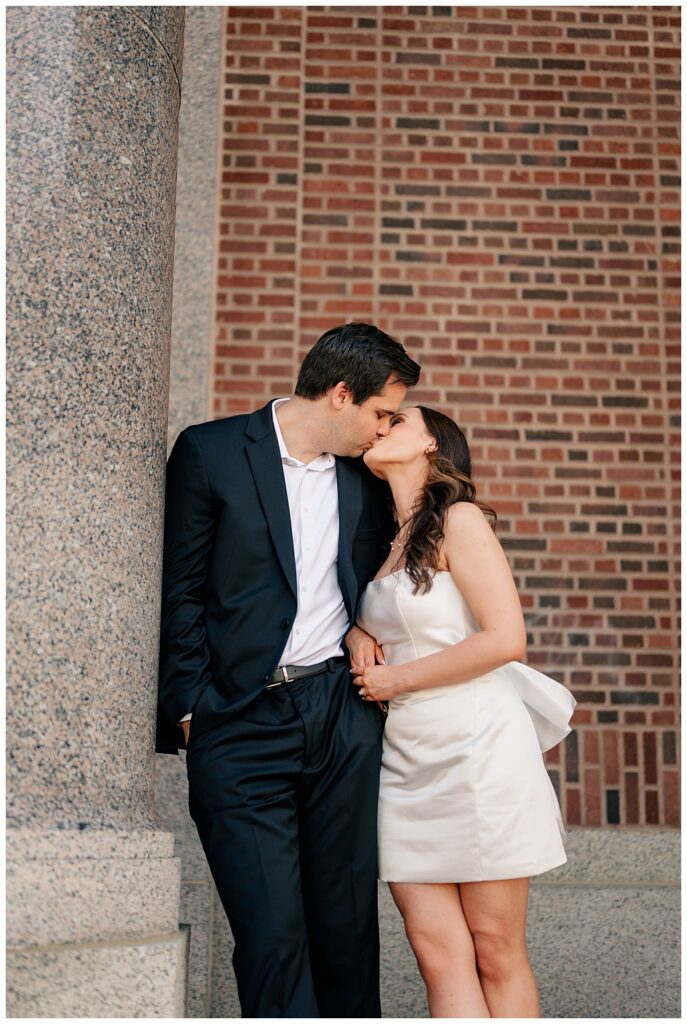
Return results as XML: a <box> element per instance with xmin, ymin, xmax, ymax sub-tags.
<box><xmin>329</xmin><ymin>381</ymin><xmax>352</xmax><ymax>410</ymax></box>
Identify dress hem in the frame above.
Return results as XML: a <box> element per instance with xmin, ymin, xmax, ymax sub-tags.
<box><xmin>379</xmin><ymin>850</ymin><xmax>568</xmax><ymax>884</ymax></box>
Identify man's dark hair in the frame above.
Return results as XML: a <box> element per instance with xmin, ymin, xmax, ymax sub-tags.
<box><xmin>294</xmin><ymin>322</ymin><xmax>421</xmax><ymax>404</ymax></box>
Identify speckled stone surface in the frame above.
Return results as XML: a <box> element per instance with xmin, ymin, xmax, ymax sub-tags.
<box><xmin>167</xmin><ymin>5</ymin><xmax>223</xmax><ymax>446</ymax></box>
<box><xmin>209</xmin><ymin>886</ymin><xmax>242</xmax><ymax>1018</ymax></box>
<box><xmin>155</xmin><ymin>749</ymin><xmax>210</xmax><ymax>880</ymax></box>
<box><xmin>7</xmin><ymin>4</ymin><xmax>183</xmax><ymax>832</ymax></box>
<box><xmin>130</xmin><ymin>6</ymin><xmax>185</xmax><ymax>87</ymax></box>
<box><xmin>536</xmin><ymin>825</ymin><xmax>679</xmax><ymax>885</ymax></box>
<box><xmin>7</xmin><ymin>931</ymin><xmax>188</xmax><ymax>1018</ymax></box>
<box><xmin>6</xmin><ymin>4</ymin><xmax>186</xmax><ymax>1015</ymax></box>
<box><xmin>8</xmin><ymin>830</ymin><xmax>181</xmax><ymax>947</ymax></box>
<box><xmin>180</xmin><ymin>882</ymin><xmax>214</xmax><ymax>1018</ymax></box>
<box><xmin>528</xmin><ymin>885</ymin><xmax>680</xmax><ymax>1018</ymax></box>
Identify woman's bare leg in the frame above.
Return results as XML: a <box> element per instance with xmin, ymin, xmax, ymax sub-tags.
<box><xmin>389</xmin><ymin>881</ymin><xmax>491</xmax><ymax>1018</ymax></box>
<box><xmin>458</xmin><ymin>877</ymin><xmax>540</xmax><ymax>1018</ymax></box>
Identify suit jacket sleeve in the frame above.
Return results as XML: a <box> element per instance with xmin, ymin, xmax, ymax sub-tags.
<box><xmin>158</xmin><ymin>427</ymin><xmax>217</xmax><ymax>729</ymax></box>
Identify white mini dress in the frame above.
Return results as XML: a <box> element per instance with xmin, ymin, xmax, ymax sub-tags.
<box><xmin>356</xmin><ymin>568</ymin><xmax>577</xmax><ymax>883</ymax></box>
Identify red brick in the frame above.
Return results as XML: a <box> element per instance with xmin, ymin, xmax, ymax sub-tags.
<box><xmin>211</xmin><ymin>6</ymin><xmax>680</xmax><ymax>826</ymax></box>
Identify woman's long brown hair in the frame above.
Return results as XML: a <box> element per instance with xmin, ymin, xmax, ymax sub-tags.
<box><xmin>393</xmin><ymin>406</ymin><xmax>497</xmax><ymax>594</ymax></box>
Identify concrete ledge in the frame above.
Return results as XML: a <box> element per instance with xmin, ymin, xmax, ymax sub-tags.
<box><xmin>537</xmin><ymin>826</ymin><xmax>679</xmax><ymax>885</ymax></box>
<box><xmin>7</xmin><ymin>828</ymin><xmax>182</xmax><ymax>947</ymax></box>
<box><xmin>7</xmin><ymin>930</ymin><xmax>188</xmax><ymax>1018</ymax></box>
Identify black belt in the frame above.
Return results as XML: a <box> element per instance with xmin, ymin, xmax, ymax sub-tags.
<box><xmin>265</xmin><ymin>656</ymin><xmax>346</xmax><ymax>689</ymax></box>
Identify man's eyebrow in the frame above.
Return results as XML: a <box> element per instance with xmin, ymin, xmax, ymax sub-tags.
<box><xmin>380</xmin><ymin>408</ymin><xmax>400</xmax><ymax>417</ymax></box>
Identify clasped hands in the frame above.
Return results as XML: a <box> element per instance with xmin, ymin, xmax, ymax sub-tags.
<box><xmin>345</xmin><ymin>624</ymin><xmax>406</xmax><ymax>705</ymax></box>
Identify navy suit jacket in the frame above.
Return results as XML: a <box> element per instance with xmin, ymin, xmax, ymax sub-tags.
<box><xmin>156</xmin><ymin>400</ymin><xmax>394</xmax><ymax>754</ymax></box>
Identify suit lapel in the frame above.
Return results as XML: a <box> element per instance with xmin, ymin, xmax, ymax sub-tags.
<box><xmin>245</xmin><ymin>404</ymin><xmax>297</xmax><ymax>598</ymax></box>
<box><xmin>336</xmin><ymin>457</ymin><xmax>363</xmax><ymax>619</ymax></box>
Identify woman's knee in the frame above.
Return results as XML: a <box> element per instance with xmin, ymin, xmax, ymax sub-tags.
<box><xmin>472</xmin><ymin>928</ymin><xmax>527</xmax><ymax>983</ymax></box>
<box><xmin>405</xmin><ymin>920</ymin><xmax>477</xmax><ymax>984</ymax></box>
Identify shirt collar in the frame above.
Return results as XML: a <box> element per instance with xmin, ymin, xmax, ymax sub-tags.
<box><xmin>271</xmin><ymin>398</ymin><xmax>335</xmax><ymax>471</ymax></box>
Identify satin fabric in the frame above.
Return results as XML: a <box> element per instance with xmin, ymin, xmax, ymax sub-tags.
<box><xmin>357</xmin><ymin>569</ymin><xmax>577</xmax><ymax>883</ymax></box>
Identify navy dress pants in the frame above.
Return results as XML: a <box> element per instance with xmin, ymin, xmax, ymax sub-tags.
<box><xmin>186</xmin><ymin>661</ymin><xmax>384</xmax><ymax>1018</ymax></box>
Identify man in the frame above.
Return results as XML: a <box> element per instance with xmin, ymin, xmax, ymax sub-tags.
<box><xmin>157</xmin><ymin>323</ymin><xmax>421</xmax><ymax>1017</ymax></box>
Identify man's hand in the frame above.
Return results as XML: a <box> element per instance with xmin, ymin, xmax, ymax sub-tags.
<box><xmin>344</xmin><ymin>624</ymin><xmax>387</xmax><ymax>712</ymax></box>
<box><xmin>344</xmin><ymin>624</ymin><xmax>385</xmax><ymax>673</ymax></box>
<box><xmin>181</xmin><ymin>720</ymin><xmax>191</xmax><ymax>747</ymax></box>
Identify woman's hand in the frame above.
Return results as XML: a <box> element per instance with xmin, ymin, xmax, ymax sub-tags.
<box><xmin>351</xmin><ymin>662</ymin><xmax>406</xmax><ymax>703</ymax></box>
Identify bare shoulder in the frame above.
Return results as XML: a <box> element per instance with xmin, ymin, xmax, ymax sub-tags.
<box><xmin>436</xmin><ymin>502</ymin><xmax>496</xmax><ymax>571</ymax></box>
<box><xmin>445</xmin><ymin>500</ymin><xmax>493</xmax><ymax>538</ymax></box>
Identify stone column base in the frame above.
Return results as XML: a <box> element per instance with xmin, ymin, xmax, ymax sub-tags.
<box><xmin>7</xmin><ymin>828</ymin><xmax>187</xmax><ymax>1018</ymax></box>
<box><xmin>8</xmin><ymin>931</ymin><xmax>188</xmax><ymax>1018</ymax></box>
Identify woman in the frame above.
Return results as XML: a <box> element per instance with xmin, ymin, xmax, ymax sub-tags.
<box><xmin>352</xmin><ymin>406</ymin><xmax>576</xmax><ymax>1018</ymax></box>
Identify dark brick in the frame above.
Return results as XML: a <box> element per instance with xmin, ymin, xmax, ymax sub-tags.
<box><xmin>305</xmin><ymin>82</ymin><xmax>350</xmax><ymax>94</ymax></box>
<box><xmin>395</xmin><ymin>251</ymin><xmax>440</xmax><ymax>262</ymax></box>
<box><xmin>546</xmin><ymin>189</ymin><xmax>592</xmax><ymax>200</ymax></box>
<box><xmin>396</xmin><ymin>52</ymin><xmax>441</xmax><ymax>65</ymax></box>
<box><xmin>523</xmin><ymin>289</ymin><xmax>568</xmax><ymax>300</ymax></box>
<box><xmin>611</xmin><ymin>692</ymin><xmax>660</xmax><ymax>705</ymax></box>
<box><xmin>598</xmin><ymin>711</ymin><xmax>618</xmax><ymax>723</ymax></box>
<box><xmin>495</xmin><ymin>57</ymin><xmax>539</xmax><ymax>69</ymax></box>
<box><xmin>565</xmin><ymin>730</ymin><xmax>579</xmax><ymax>782</ymax></box>
<box><xmin>525</xmin><ymin>430</ymin><xmax>573</xmax><ymax>441</ymax></box>
<box><xmin>602</xmin><ymin>396</ymin><xmax>650</xmax><ymax>408</ymax></box>
<box><xmin>606</xmin><ymin>790</ymin><xmax>620</xmax><ymax>824</ymax></box>
<box><xmin>421</xmin><ymin>218</ymin><xmax>468</xmax><ymax>230</ymax></box>
<box><xmin>397</xmin><ymin>117</ymin><xmax>441</xmax><ymax>129</ymax></box>
<box><xmin>472</xmin><ymin>153</ymin><xmax>518</xmax><ymax>165</ymax></box>
<box><xmin>543</xmin><ymin>122</ymin><xmax>589</xmax><ymax>136</ymax></box>
<box><xmin>473</xmin><ymin>220</ymin><xmax>518</xmax><ymax>231</ymax></box>
<box><xmin>379</xmin><ymin>284</ymin><xmax>413</xmax><ymax>295</ymax></box>
<box><xmin>568</xmin><ymin>27</ymin><xmax>612</xmax><ymax>38</ymax></box>
<box><xmin>226</xmin><ymin>73</ymin><xmax>270</xmax><ymax>84</ymax></box>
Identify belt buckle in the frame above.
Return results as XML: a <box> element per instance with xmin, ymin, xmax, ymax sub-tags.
<box><xmin>265</xmin><ymin>665</ymin><xmax>290</xmax><ymax>690</ymax></box>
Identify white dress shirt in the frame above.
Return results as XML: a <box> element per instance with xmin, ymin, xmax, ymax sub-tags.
<box><xmin>178</xmin><ymin>398</ymin><xmax>347</xmax><ymax>725</ymax></box>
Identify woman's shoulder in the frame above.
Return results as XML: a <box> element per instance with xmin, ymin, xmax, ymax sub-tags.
<box><xmin>445</xmin><ymin>500</ymin><xmax>490</xmax><ymax>531</ymax></box>
<box><xmin>435</xmin><ymin>502</ymin><xmax>492</xmax><ymax>571</ymax></box>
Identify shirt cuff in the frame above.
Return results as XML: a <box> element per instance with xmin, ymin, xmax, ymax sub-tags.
<box><xmin>177</xmin><ymin>713</ymin><xmax>192</xmax><ymax>724</ymax></box>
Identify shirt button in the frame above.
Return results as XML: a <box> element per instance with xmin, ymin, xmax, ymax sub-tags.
<box><xmin>280</xmin><ymin>618</ymin><xmax>290</xmax><ymax>629</ymax></box>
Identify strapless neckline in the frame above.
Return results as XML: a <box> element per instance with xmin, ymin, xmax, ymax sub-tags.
<box><xmin>369</xmin><ymin>568</ymin><xmax>452</xmax><ymax>584</ymax></box>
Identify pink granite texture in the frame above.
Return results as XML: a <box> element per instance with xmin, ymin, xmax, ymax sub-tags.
<box><xmin>6</xmin><ymin>5</ymin><xmax>185</xmax><ymax>832</ymax></box>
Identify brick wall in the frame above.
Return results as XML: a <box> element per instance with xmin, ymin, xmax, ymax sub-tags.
<box><xmin>211</xmin><ymin>6</ymin><xmax>680</xmax><ymax>827</ymax></box>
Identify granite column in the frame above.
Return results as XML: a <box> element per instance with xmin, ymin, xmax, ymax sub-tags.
<box><xmin>6</xmin><ymin>7</ymin><xmax>187</xmax><ymax>1015</ymax></box>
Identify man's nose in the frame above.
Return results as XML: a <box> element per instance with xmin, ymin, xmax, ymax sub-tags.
<box><xmin>376</xmin><ymin>419</ymin><xmax>391</xmax><ymax>437</ymax></box>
